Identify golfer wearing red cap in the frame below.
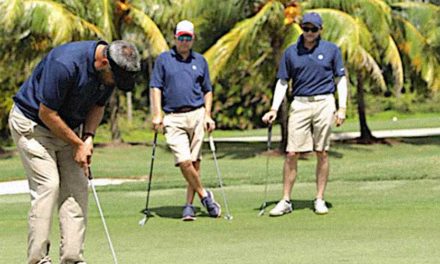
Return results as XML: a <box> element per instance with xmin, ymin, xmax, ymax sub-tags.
<box><xmin>150</xmin><ymin>20</ymin><xmax>221</xmax><ymax>221</ymax></box>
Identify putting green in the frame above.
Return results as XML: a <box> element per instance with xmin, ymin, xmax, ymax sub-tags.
<box><xmin>1</xmin><ymin>180</ymin><xmax>439</xmax><ymax>263</ymax></box>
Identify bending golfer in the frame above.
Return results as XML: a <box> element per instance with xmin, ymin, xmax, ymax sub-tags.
<box><xmin>262</xmin><ymin>13</ymin><xmax>347</xmax><ymax>216</ymax></box>
<box><xmin>150</xmin><ymin>20</ymin><xmax>221</xmax><ymax>221</ymax></box>
<box><xmin>9</xmin><ymin>40</ymin><xmax>140</xmax><ymax>263</ymax></box>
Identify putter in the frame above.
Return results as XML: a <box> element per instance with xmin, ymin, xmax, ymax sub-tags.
<box><xmin>258</xmin><ymin>124</ymin><xmax>272</xmax><ymax>216</ymax></box>
<box><xmin>88</xmin><ymin>167</ymin><xmax>118</xmax><ymax>264</ymax></box>
<box><xmin>208</xmin><ymin>134</ymin><xmax>233</xmax><ymax>221</ymax></box>
<box><xmin>139</xmin><ymin>132</ymin><xmax>158</xmax><ymax>226</ymax></box>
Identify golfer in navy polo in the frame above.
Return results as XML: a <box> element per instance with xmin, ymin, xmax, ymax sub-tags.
<box><xmin>9</xmin><ymin>40</ymin><xmax>140</xmax><ymax>264</ymax></box>
<box><xmin>150</xmin><ymin>20</ymin><xmax>221</xmax><ymax>221</ymax></box>
<box><xmin>262</xmin><ymin>12</ymin><xmax>348</xmax><ymax>216</ymax></box>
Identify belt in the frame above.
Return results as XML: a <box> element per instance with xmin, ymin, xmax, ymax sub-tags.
<box><xmin>294</xmin><ymin>94</ymin><xmax>332</xmax><ymax>102</ymax></box>
<box><xmin>167</xmin><ymin>106</ymin><xmax>201</xmax><ymax>114</ymax></box>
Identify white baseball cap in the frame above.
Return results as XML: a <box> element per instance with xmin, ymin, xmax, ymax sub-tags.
<box><xmin>175</xmin><ymin>20</ymin><xmax>194</xmax><ymax>37</ymax></box>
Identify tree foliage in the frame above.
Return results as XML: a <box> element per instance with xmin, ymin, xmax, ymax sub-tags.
<box><xmin>0</xmin><ymin>0</ymin><xmax>439</xmax><ymax>142</ymax></box>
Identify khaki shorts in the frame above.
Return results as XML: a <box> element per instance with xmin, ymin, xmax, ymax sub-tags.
<box><xmin>286</xmin><ymin>95</ymin><xmax>336</xmax><ymax>152</ymax></box>
<box><xmin>163</xmin><ymin>107</ymin><xmax>205</xmax><ymax>165</ymax></box>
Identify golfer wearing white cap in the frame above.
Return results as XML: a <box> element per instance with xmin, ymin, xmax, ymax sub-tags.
<box><xmin>150</xmin><ymin>20</ymin><xmax>221</xmax><ymax>221</ymax></box>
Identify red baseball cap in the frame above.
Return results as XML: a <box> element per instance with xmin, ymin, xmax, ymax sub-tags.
<box><xmin>175</xmin><ymin>20</ymin><xmax>195</xmax><ymax>37</ymax></box>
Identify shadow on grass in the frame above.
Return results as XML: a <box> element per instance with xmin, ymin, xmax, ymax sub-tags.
<box><xmin>0</xmin><ymin>148</ymin><xmax>15</xmax><ymax>160</ymax></box>
<box><xmin>255</xmin><ymin>200</ymin><xmax>333</xmax><ymax>213</ymax></box>
<box><xmin>146</xmin><ymin>206</ymin><xmax>209</xmax><ymax>219</ymax></box>
<box><xmin>400</xmin><ymin>136</ymin><xmax>440</xmax><ymax>146</ymax></box>
<box><xmin>202</xmin><ymin>142</ymin><xmax>348</xmax><ymax>160</ymax></box>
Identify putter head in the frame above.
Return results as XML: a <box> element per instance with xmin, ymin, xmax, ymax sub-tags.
<box><xmin>224</xmin><ymin>214</ymin><xmax>233</xmax><ymax>221</ymax></box>
<box><xmin>139</xmin><ymin>209</ymin><xmax>153</xmax><ymax>226</ymax></box>
<box><xmin>138</xmin><ymin>216</ymin><xmax>148</xmax><ymax>226</ymax></box>
<box><xmin>258</xmin><ymin>209</ymin><xmax>265</xmax><ymax>217</ymax></box>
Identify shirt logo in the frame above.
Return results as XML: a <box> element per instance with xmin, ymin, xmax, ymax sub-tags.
<box><xmin>318</xmin><ymin>54</ymin><xmax>324</xmax><ymax>60</ymax></box>
<box><xmin>192</xmin><ymin>65</ymin><xmax>197</xmax><ymax>70</ymax></box>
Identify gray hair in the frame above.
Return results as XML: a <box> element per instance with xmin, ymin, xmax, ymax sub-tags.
<box><xmin>108</xmin><ymin>40</ymin><xmax>141</xmax><ymax>72</ymax></box>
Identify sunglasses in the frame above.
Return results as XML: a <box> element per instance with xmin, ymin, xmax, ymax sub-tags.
<box><xmin>301</xmin><ymin>26</ymin><xmax>320</xmax><ymax>33</ymax></box>
<box><xmin>177</xmin><ymin>35</ymin><xmax>193</xmax><ymax>42</ymax></box>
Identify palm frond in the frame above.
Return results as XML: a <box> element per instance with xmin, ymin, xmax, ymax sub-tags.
<box><xmin>303</xmin><ymin>0</ymin><xmax>392</xmax><ymax>46</ymax></box>
<box><xmin>94</xmin><ymin>0</ymin><xmax>115</xmax><ymax>40</ymax></box>
<box><xmin>282</xmin><ymin>23</ymin><xmax>302</xmax><ymax>50</ymax></box>
<box><xmin>8</xmin><ymin>0</ymin><xmax>105</xmax><ymax>45</ymax></box>
<box><xmin>354</xmin><ymin>47</ymin><xmax>387</xmax><ymax>90</ymax></box>
<box><xmin>393</xmin><ymin>16</ymin><xmax>440</xmax><ymax>90</ymax></box>
<box><xmin>129</xmin><ymin>6</ymin><xmax>169</xmax><ymax>57</ymax></box>
<box><xmin>383</xmin><ymin>35</ymin><xmax>404</xmax><ymax>92</ymax></box>
<box><xmin>391</xmin><ymin>2</ymin><xmax>440</xmax><ymax>47</ymax></box>
<box><xmin>1</xmin><ymin>0</ymin><xmax>24</xmax><ymax>29</ymax></box>
<box><xmin>310</xmin><ymin>9</ymin><xmax>374</xmax><ymax>61</ymax></box>
<box><xmin>204</xmin><ymin>1</ymin><xmax>284</xmax><ymax>83</ymax></box>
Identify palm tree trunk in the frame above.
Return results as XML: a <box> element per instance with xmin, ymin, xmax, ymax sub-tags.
<box><xmin>109</xmin><ymin>90</ymin><xmax>122</xmax><ymax>143</ymax></box>
<box><xmin>356</xmin><ymin>72</ymin><xmax>375</xmax><ymax>144</ymax></box>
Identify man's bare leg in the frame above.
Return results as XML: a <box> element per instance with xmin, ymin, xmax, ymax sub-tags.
<box><xmin>315</xmin><ymin>151</ymin><xmax>329</xmax><ymax>200</ymax></box>
<box><xmin>282</xmin><ymin>152</ymin><xmax>299</xmax><ymax>201</ymax></box>
<box><xmin>179</xmin><ymin>160</ymin><xmax>206</xmax><ymax>199</ymax></box>
<box><xmin>185</xmin><ymin>160</ymin><xmax>200</xmax><ymax>204</ymax></box>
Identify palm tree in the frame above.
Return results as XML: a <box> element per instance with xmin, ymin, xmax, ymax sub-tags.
<box><xmin>0</xmin><ymin>0</ymin><xmax>169</xmax><ymax>142</ymax></box>
<box><xmin>390</xmin><ymin>2</ymin><xmax>440</xmax><ymax>91</ymax></box>
<box><xmin>305</xmin><ymin>0</ymin><xmax>439</xmax><ymax>142</ymax></box>
<box><xmin>204</xmin><ymin>0</ymin><xmax>380</xmax><ymax>147</ymax></box>
<box><xmin>205</xmin><ymin>0</ymin><xmax>439</xmax><ymax>146</ymax></box>
<box><xmin>204</xmin><ymin>1</ymin><xmax>293</xmax><ymax>150</ymax></box>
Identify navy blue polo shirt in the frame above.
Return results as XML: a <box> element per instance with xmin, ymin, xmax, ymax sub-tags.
<box><xmin>277</xmin><ymin>35</ymin><xmax>345</xmax><ymax>96</ymax></box>
<box><xmin>149</xmin><ymin>47</ymin><xmax>212</xmax><ymax>113</ymax></box>
<box><xmin>14</xmin><ymin>40</ymin><xmax>114</xmax><ymax>129</ymax></box>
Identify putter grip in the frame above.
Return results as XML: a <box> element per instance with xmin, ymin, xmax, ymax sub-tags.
<box><xmin>209</xmin><ymin>136</ymin><xmax>216</xmax><ymax>151</ymax></box>
<box><xmin>88</xmin><ymin>167</ymin><xmax>93</xmax><ymax>180</ymax></box>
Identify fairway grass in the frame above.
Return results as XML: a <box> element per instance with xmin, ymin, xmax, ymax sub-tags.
<box><xmin>1</xmin><ymin>137</ymin><xmax>440</xmax><ymax>183</ymax></box>
<box><xmin>1</xmin><ymin>180</ymin><xmax>439</xmax><ymax>264</ymax></box>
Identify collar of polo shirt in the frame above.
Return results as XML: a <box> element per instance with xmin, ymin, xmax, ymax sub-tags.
<box><xmin>171</xmin><ymin>46</ymin><xmax>195</xmax><ymax>61</ymax></box>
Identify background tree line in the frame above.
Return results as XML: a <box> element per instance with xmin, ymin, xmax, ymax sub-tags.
<box><xmin>0</xmin><ymin>0</ymin><xmax>439</xmax><ymax>148</ymax></box>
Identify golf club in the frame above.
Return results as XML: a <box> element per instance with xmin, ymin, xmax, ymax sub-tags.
<box><xmin>88</xmin><ymin>167</ymin><xmax>118</xmax><ymax>264</ymax></box>
<box><xmin>208</xmin><ymin>134</ymin><xmax>233</xmax><ymax>221</ymax></box>
<box><xmin>258</xmin><ymin>124</ymin><xmax>272</xmax><ymax>216</ymax></box>
<box><xmin>139</xmin><ymin>132</ymin><xmax>158</xmax><ymax>226</ymax></box>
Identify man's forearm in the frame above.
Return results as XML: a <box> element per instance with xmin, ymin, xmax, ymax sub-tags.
<box><xmin>150</xmin><ymin>88</ymin><xmax>162</xmax><ymax>116</ymax></box>
<box><xmin>83</xmin><ymin>105</ymin><xmax>105</xmax><ymax>137</ymax></box>
<box><xmin>204</xmin><ymin>91</ymin><xmax>213</xmax><ymax>116</ymax></box>
<box><xmin>38</xmin><ymin>103</ymin><xmax>83</xmax><ymax>147</ymax></box>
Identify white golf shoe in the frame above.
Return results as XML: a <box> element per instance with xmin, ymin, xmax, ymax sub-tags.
<box><xmin>269</xmin><ymin>200</ymin><xmax>292</xmax><ymax>216</ymax></box>
<box><xmin>314</xmin><ymin>198</ymin><xmax>329</xmax><ymax>215</ymax></box>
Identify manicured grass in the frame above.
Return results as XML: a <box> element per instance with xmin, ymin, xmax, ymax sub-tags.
<box><xmin>1</xmin><ymin>180</ymin><xmax>439</xmax><ymax>263</ymax></box>
<box><xmin>1</xmin><ymin>135</ymin><xmax>439</xmax><ymax>263</ymax></box>
<box><xmin>90</xmin><ymin>111</ymin><xmax>440</xmax><ymax>142</ymax></box>
<box><xmin>333</xmin><ymin>111</ymin><xmax>440</xmax><ymax>133</ymax></box>
<box><xmin>1</xmin><ymin>137</ymin><xmax>439</xmax><ymax>184</ymax></box>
